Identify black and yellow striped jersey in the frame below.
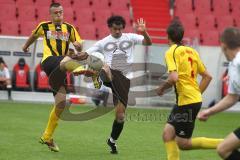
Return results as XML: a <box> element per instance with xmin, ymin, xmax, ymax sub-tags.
<box><xmin>32</xmin><ymin>21</ymin><xmax>82</xmax><ymax>62</ymax></box>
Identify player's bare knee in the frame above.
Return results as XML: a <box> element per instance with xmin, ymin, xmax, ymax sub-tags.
<box><xmin>162</xmin><ymin>128</ymin><xmax>175</xmax><ymax>142</ymax></box>
<box><xmin>101</xmin><ymin>64</ymin><xmax>112</xmax><ymax>81</ymax></box>
<box><xmin>176</xmin><ymin>140</ymin><xmax>191</xmax><ymax>150</ymax></box>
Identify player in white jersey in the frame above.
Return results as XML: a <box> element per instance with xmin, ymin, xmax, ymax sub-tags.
<box><xmin>198</xmin><ymin>27</ymin><xmax>240</xmax><ymax>160</ymax></box>
<box><xmin>0</xmin><ymin>57</ymin><xmax>11</xmax><ymax>100</ymax></box>
<box><xmin>81</xmin><ymin>15</ymin><xmax>152</xmax><ymax>153</ymax></box>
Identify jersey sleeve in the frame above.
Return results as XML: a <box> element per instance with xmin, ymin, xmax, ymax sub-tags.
<box><xmin>86</xmin><ymin>41</ymin><xmax>102</xmax><ymax>54</ymax></box>
<box><xmin>165</xmin><ymin>51</ymin><xmax>177</xmax><ymax>72</ymax></box>
<box><xmin>128</xmin><ymin>33</ymin><xmax>144</xmax><ymax>45</ymax></box>
<box><xmin>70</xmin><ymin>25</ymin><xmax>82</xmax><ymax>43</ymax></box>
<box><xmin>32</xmin><ymin>22</ymin><xmax>44</xmax><ymax>37</ymax></box>
<box><xmin>196</xmin><ymin>52</ymin><xmax>206</xmax><ymax>74</ymax></box>
<box><xmin>228</xmin><ymin>77</ymin><xmax>240</xmax><ymax>95</ymax></box>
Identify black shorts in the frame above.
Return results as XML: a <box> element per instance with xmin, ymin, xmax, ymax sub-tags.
<box><xmin>233</xmin><ymin>128</ymin><xmax>240</xmax><ymax>139</ymax></box>
<box><xmin>167</xmin><ymin>102</ymin><xmax>202</xmax><ymax>138</ymax></box>
<box><xmin>100</xmin><ymin>69</ymin><xmax>130</xmax><ymax>107</ymax></box>
<box><xmin>41</xmin><ymin>56</ymin><xmax>66</xmax><ymax>96</ymax></box>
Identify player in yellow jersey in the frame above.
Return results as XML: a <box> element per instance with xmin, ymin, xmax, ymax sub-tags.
<box><xmin>156</xmin><ymin>19</ymin><xmax>223</xmax><ymax>160</ymax></box>
<box><xmin>22</xmin><ymin>2</ymin><xmax>96</xmax><ymax>152</ymax></box>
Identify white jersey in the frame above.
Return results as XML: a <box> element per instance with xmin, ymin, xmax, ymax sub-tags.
<box><xmin>86</xmin><ymin>33</ymin><xmax>144</xmax><ymax>76</ymax></box>
<box><xmin>228</xmin><ymin>52</ymin><xmax>240</xmax><ymax>95</ymax></box>
<box><xmin>0</xmin><ymin>67</ymin><xmax>10</xmax><ymax>79</ymax></box>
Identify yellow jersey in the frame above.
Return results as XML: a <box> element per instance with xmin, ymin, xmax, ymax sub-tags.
<box><xmin>32</xmin><ymin>21</ymin><xmax>82</xmax><ymax>62</ymax></box>
<box><xmin>165</xmin><ymin>44</ymin><xmax>206</xmax><ymax>106</ymax></box>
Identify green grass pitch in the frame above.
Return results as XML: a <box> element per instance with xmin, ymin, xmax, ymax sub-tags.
<box><xmin>0</xmin><ymin>101</ymin><xmax>238</xmax><ymax>160</ymax></box>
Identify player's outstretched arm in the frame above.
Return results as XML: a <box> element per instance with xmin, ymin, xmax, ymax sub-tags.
<box><xmin>198</xmin><ymin>94</ymin><xmax>239</xmax><ymax>121</ymax></box>
<box><xmin>135</xmin><ymin>18</ymin><xmax>152</xmax><ymax>46</ymax></box>
<box><xmin>22</xmin><ymin>34</ymin><xmax>38</xmax><ymax>52</ymax></box>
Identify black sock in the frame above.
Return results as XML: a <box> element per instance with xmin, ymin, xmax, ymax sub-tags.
<box><xmin>110</xmin><ymin>120</ymin><xmax>124</xmax><ymax>141</ymax></box>
<box><xmin>7</xmin><ymin>88</ymin><xmax>11</xmax><ymax>100</ymax></box>
<box><xmin>225</xmin><ymin>150</ymin><xmax>240</xmax><ymax>160</ymax></box>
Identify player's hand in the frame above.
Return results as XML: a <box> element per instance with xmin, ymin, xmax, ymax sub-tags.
<box><xmin>135</xmin><ymin>18</ymin><xmax>146</xmax><ymax>32</ymax></box>
<box><xmin>156</xmin><ymin>85</ymin><xmax>164</xmax><ymax>96</ymax></box>
<box><xmin>22</xmin><ymin>46</ymin><xmax>29</xmax><ymax>52</ymax></box>
<box><xmin>197</xmin><ymin>109</ymin><xmax>211</xmax><ymax>121</ymax></box>
<box><xmin>70</xmin><ymin>52</ymin><xmax>89</xmax><ymax>61</ymax></box>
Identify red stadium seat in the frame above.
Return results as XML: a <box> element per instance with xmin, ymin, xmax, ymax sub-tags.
<box><xmin>16</xmin><ymin>6</ymin><xmax>37</xmax><ymax>22</ymax></box>
<box><xmin>0</xmin><ymin>0</ymin><xmax>15</xmax><ymax>5</ymax></box>
<box><xmin>53</xmin><ymin>0</ymin><xmax>72</xmax><ymax>7</ymax></box>
<box><xmin>19</xmin><ymin>21</ymin><xmax>37</xmax><ymax>36</ymax></box>
<box><xmin>178</xmin><ymin>14</ymin><xmax>197</xmax><ymax>30</ymax></box>
<box><xmin>72</xmin><ymin>0</ymin><xmax>91</xmax><ymax>8</ymax></box>
<box><xmin>94</xmin><ymin>10</ymin><xmax>112</xmax><ymax>25</ymax></box>
<box><xmin>35</xmin><ymin>0</ymin><xmax>52</xmax><ymax>7</ymax></box>
<box><xmin>216</xmin><ymin>16</ymin><xmax>234</xmax><ymax>33</ymax></box>
<box><xmin>185</xmin><ymin>29</ymin><xmax>200</xmax><ymax>41</ymax></box>
<box><xmin>91</xmin><ymin>0</ymin><xmax>109</xmax><ymax>9</ymax></box>
<box><xmin>231</xmin><ymin>1</ymin><xmax>240</xmax><ymax>23</ymax></box>
<box><xmin>213</xmin><ymin>0</ymin><xmax>230</xmax><ymax>16</ymax></box>
<box><xmin>0</xmin><ymin>4</ymin><xmax>17</xmax><ymax>22</ymax></box>
<box><xmin>96</xmin><ymin>25</ymin><xmax>109</xmax><ymax>39</ymax></box>
<box><xmin>76</xmin><ymin>24</ymin><xmax>96</xmax><ymax>40</ymax></box>
<box><xmin>12</xmin><ymin>58</ymin><xmax>31</xmax><ymax>91</ymax></box>
<box><xmin>174</xmin><ymin>0</ymin><xmax>194</xmax><ymax>15</ymax></box>
<box><xmin>16</xmin><ymin>0</ymin><xmax>35</xmax><ymax>6</ymax></box>
<box><xmin>194</xmin><ymin>0</ymin><xmax>212</xmax><ymax>14</ymax></box>
<box><xmin>34</xmin><ymin>63</ymin><xmax>50</xmax><ymax>91</ymax></box>
<box><xmin>198</xmin><ymin>14</ymin><xmax>217</xmax><ymax>31</ymax></box>
<box><xmin>63</xmin><ymin>7</ymin><xmax>74</xmax><ymax>24</ymax></box>
<box><xmin>73</xmin><ymin>9</ymin><xmax>94</xmax><ymax>24</ymax></box>
<box><xmin>0</xmin><ymin>21</ymin><xmax>19</xmax><ymax>36</ymax></box>
<box><xmin>109</xmin><ymin>0</ymin><xmax>130</xmax><ymax>10</ymax></box>
<box><xmin>36</xmin><ymin>6</ymin><xmax>51</xmax><ymax>22</ymax></box>
<box><xmin>200</xmin><ymin>30</ymin><xmax>219</xmax><ymax>46</ymax></box>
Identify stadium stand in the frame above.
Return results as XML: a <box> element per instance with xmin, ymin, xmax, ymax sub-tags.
<box><xmin>0</xmin><ymin>0</ymin><xmax>132</xmax><ymax>40</ymax></box>
<box><xmin>194</xmin><ymin>0</ymin><xmax>212</xmax><ymax>14</ymax></box>
<box><xmin>0</xmin><ymin>0</ymin><xmax>235</xmax><ymax>45</ymax></box>
<box><xmin>12</xmin><ymin>58</ymin><xmax>31</xmax><ymax>91</ymax></box>
<box><xmin>0</xmin><ymin>21</ymin><xmax>19</xmax><ymax>36</ymax></box>
<box><xmin>173</xmin><ymin>0</ymin><xmax>237</xmax><ymax>46</ymax></box>
<box><xmin>131</xmin><ymin>0</ymin><xmax>171</xmax><ymax>43</ymax></box>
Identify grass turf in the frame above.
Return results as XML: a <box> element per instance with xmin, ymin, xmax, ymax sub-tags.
<box><xmin>0</xmin><ymin>101</ymin><xmax>239</xmax><ymax>160</ymax></box>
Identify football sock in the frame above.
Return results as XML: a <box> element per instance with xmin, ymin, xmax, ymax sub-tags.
<box><xmin>191</xmin><ymin>137</ymin><xmax>223</xmax><ymax>149</ymax></box>
<box><xmin>6</xmin><ymin>84</ymin><xmax>11</xmax><ymax>100</ymax></box>
<box><xmin>42</xmin><ymin>106</ymin><xmax>63</xmax><ymax>141</ymax></box>
<box><xmin>64</xmin><ymin>60</ymin><xmax>83</xmax><ymax>72</ymax></box>
<box><xmin>225</xmin><ymin>150</ymin><xmax>240</xmax><ymax>160</ymax></box>
<box><xmin>110</xmin><ymin>120</ymin><xmax>124</xmax><ymax>140</ymax></box>
<box><xmin>165</xmin><ymin>141</ymin><xmax>180</xmax><ymax>160</ymax></box>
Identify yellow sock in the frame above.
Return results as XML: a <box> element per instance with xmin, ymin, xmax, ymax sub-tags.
<box><xmin>165</xmin><ymin>141</ymin><xmax>180</xmax><ymax>160</ymax></box>
<box><xmin>191</xmin><ymin>137</ymin><xmax>224</xmax><ymax>149</ymax></box>
<box><xmin>64</xmin><ymin>60</ymin><xmax>83</xmax><ymax>72</ymax></box>
<box><xmin>42</xmin><ymin>106</ymin><xmax>64</xmax><ymax>141</ymax></box>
